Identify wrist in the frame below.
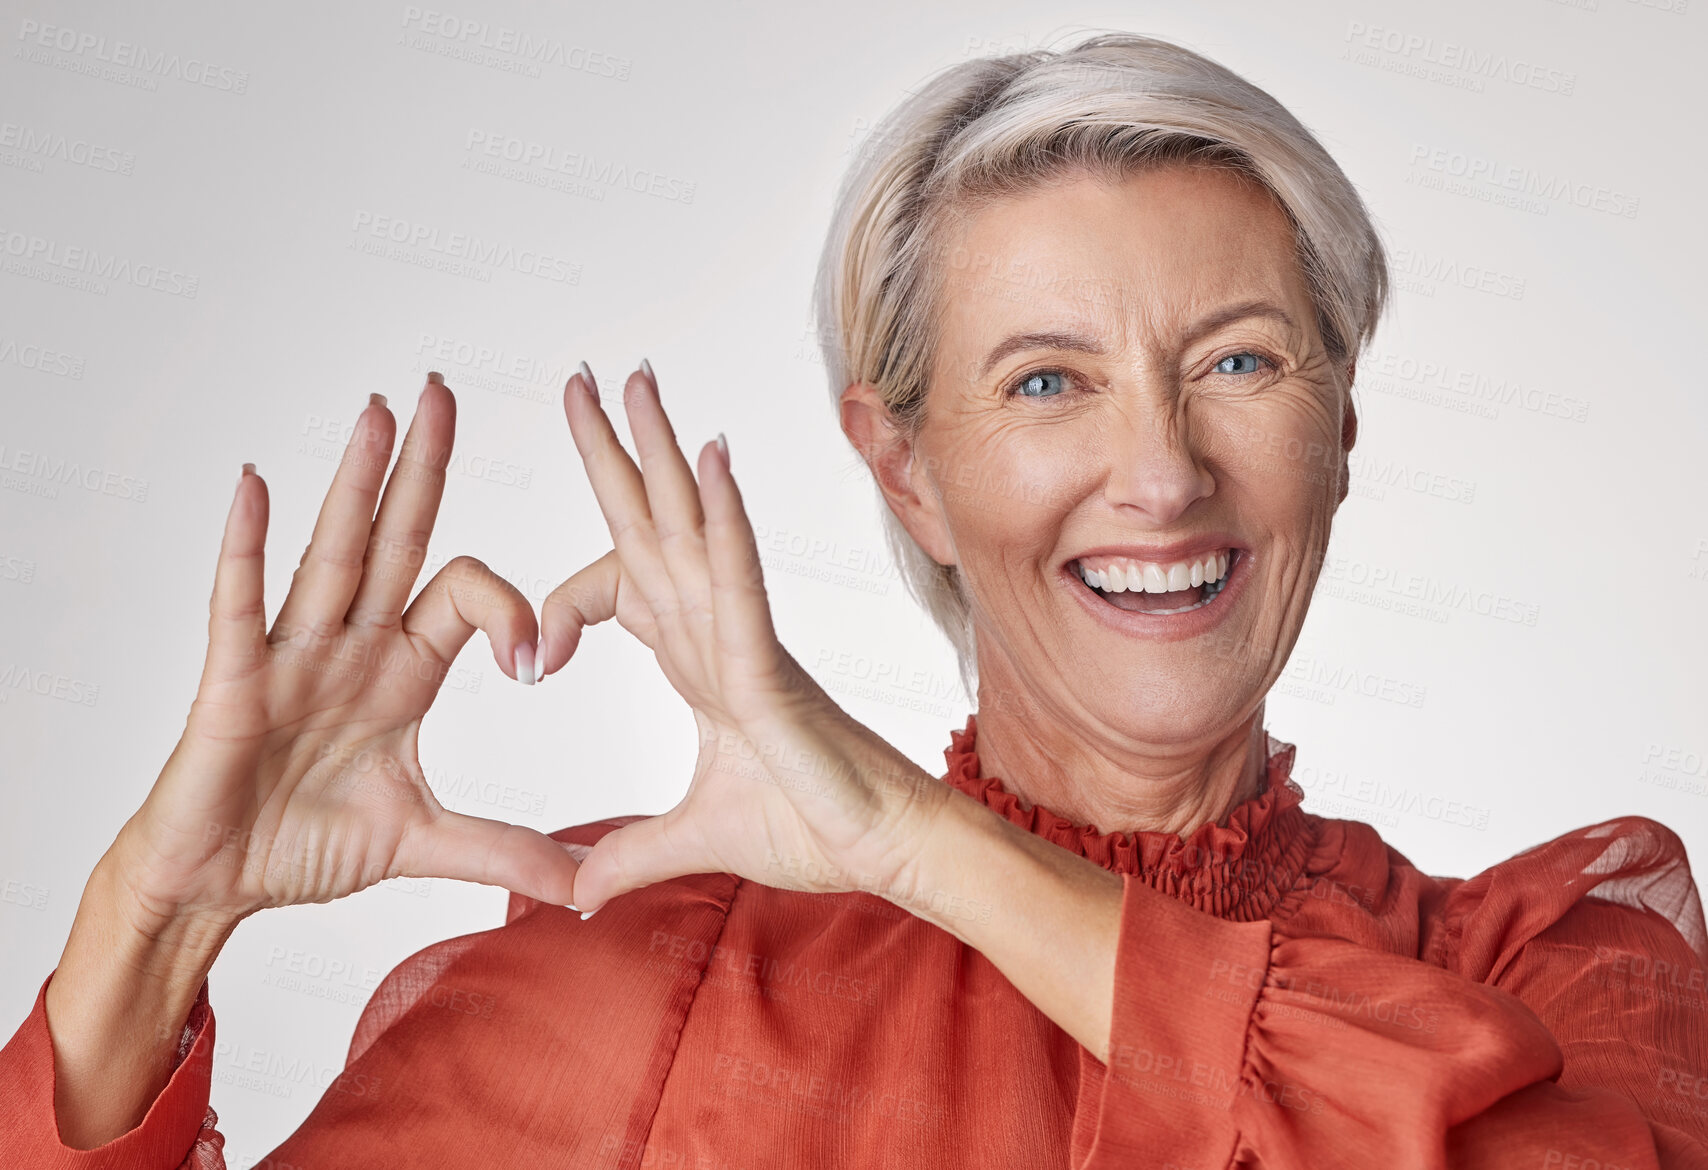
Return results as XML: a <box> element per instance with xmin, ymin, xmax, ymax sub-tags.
<box><xmin>44</xmin><ymin>849</ymin><xmax>235</xmax><ymax>1151</ymax></box>
<box><xmin>878</xmin><ymin>785</ymin><xmax>1004</xmax><ymax>942</ymax></box>
<box><xmin>879</xmin><ymin>787</ymin><xmax>1125</xmax><ymax>1061</ymax></box>
<box><xmin>92</xmin><ymin>837</ymin><xmax>244</xmax><ymax>979</ymax></box>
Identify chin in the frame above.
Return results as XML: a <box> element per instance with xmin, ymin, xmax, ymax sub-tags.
<box><xmin>1072</xmin><ymin>672</ymin><xmax>1252</xmax><ymax>750</ymax></box>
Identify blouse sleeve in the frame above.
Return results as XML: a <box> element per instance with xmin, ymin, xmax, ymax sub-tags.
<box><xmin>1071</xmin><ymin>816</ymin><xmax>1708</xmax><ymax>1170</ymax></box>
<box><xmin>0</xmin><ymin>817</ymin><xmax>643</xmax><ymax>1170</ymax></box>
<box><xmin>0</xmin><ymin>971</ymin><xmax>227</xmax><ymax>1170</ymax></box>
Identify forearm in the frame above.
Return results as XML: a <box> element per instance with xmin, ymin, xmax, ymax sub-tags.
<box><xmin>43</xmin><ymin>845</ymin><xmax>239</xmax><ymax>1149</ymax></box>
<box><xmin>889</xmin><ymin>785</ymin><xmax>1124</xmax><ymax>1062</ymax></box>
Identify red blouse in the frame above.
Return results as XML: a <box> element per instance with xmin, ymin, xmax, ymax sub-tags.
<box><xmin>5</xmin><ymin>714</ymin><xmax>1707</xmax><ymax>1168</ymax></box>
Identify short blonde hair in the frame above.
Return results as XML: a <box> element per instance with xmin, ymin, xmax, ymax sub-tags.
<box><xmin>813</xmin><ymin>32</ymin><xmax>1389</xmax><ymax>699</ymax></box>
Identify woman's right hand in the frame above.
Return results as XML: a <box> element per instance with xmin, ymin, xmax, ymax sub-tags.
<box><xmin>110</xmin><ymin>374</ymin><xmax>580</xmax><ymax>942</ymax></box>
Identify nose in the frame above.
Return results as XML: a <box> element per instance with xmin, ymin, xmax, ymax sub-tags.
<box><xmin>1101</xmin><ymin>384</ymin><xmax>1215</xmax><ymax>525</ymax></box>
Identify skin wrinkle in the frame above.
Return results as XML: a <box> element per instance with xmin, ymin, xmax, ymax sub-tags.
<box><xmin>843</xmin><ymin>163</ymin><xmax>1355</xmax><ymax>837</ymax></box>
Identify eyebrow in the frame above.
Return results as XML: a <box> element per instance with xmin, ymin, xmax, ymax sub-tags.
<box><xmin>975</xmin><ymin>300</ymin><xmax>1300</xmax><ymax>380</ymax></box>
<box><xmin>976</xmin><ymin>331</ymin><xmax>1105</xmax><ymax>379</ymax></box>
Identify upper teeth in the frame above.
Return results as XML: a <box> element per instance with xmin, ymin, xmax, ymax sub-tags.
<box><xmin>1076</xmin><ymin>550</ymin><xmax>1231</xmax><ymax>593</ymax></box>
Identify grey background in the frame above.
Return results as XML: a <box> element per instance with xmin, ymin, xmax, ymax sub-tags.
<box><xmin>1</xmin><ymin>0</ymin><xmax>1703</xmax><ymax>1160</ymax></box>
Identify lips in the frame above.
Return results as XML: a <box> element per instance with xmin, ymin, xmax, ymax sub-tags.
<box><xmin>1059</xmin><ymin>545</ymin><xmax>1251</xmax><ymax>637</ymax></box>
<box><xmin>1064</xmin><ymin>535</ymin><xmax>1245</xmax><ymax>570</ymax></box>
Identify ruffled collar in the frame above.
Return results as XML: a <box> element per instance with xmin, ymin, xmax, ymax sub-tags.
<box><xmin>941</xmin><ymin>713</ymin><xmax>1315</xmax><ymax>921</ymax></box>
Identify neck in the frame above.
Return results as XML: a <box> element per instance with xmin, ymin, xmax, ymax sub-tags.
<box><xmin>969</xmin><ymin>694</ymin><xmax>1270</xmax><ymax>838</ymax></box>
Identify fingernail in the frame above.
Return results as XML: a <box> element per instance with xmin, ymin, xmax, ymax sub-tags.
<box><xmin>564</xmin><ymin>901</ymin><xmax>580</xmax><ymax>912</ymax></box>
<box><xmin>640</xmin><ymin>357</ymin><xmax>655</xmax><ymax>387</ymax></box>
<box><xmin>241</xmin><ymin>462</ymin><xmax>256</xmax><ymax>476</ymax></box>
<box><xmin>426</xmin><ymin>371</ymin><xmax>445</xmax><ymax>385</ymax></box>
<box><xmin>369</xmin><ymin>392</ymin><xmax>387</xmax><ymax>408</ymax></box>
<box><xmin>514</xmin><ymin>642</ymin><xmax>537</xmax><ymax>686</ymax></box>
<box><xmin>577</xmin><ymin>360</ymin><xmax>597</xmax><ymax>400</ymax></box>
<box><xmin>715</xmin><ymin>431</ymin><xmax>729</xmax><ymax>467</ymax></box>
<box><xmin>580</xmin><ymin>909</ymin><xmax>597</xmax><ymax>920</ymax></box>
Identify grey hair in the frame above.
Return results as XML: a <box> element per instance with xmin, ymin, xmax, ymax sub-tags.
<box><xmin>812</xmin><ymin>32</ymin><xmax>1389</xmax><ymax>701</ymax></box>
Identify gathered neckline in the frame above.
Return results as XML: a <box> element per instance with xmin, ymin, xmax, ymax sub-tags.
<box><xmin>941</xmin><ymin>713</ymin><xmax>1316</xmax><ymax>921</ymax></box>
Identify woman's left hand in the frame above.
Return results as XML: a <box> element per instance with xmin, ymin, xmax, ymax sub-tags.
<box><xmin>540</xmin><ymin>362</ymin><xmax>950</xmax><ymax>915</ymax></box>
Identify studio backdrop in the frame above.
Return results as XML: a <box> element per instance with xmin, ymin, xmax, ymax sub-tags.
<box><xmin>2</xmin><ymin>1</ymin><xmax>1703</xmax><ymax>1163</ymax></box>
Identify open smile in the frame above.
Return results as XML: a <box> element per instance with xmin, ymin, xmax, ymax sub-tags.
<box><xmin>1059</xmin><ymin>546</ymin><xmax>1250</xmax><ymax>639</ymax></box>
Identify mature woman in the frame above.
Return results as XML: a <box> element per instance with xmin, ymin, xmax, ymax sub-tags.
<box><xmin>4</xmin><ymin>32</ymin><xmax>1704</xmax><ymax>1169</ymax></box>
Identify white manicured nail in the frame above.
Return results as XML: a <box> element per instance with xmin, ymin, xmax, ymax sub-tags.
<box><xmin>580</xmin><ymin>909</ymin><xmax>597</xmax><ymax>920</ymax></box>
<box><xmin>640</xmin><ymin>356</ymin><xmax>655</xmax><ymax>385</ymax></box>
<box><xmin>514</xmin><ymin>642</ymin><xmax>537</xmax><ymax>686</ymax></box>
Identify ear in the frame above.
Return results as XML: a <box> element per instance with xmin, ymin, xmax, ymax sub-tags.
<box><xmin>838</xmin><ymin>382</ymin><xmax>957</xmax><ymax>567</ymax></box>
<box><xmin>1335</xmin><ymin>361</ymin><xmax>1358</xmax><ymax>507</ymax></box>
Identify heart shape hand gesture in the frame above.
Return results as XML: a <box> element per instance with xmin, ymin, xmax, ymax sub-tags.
<box><xmin>107</xmin><ymin>367</ymin><xmax>945</xmax><ymax>945</ymax></box>
<box><xmin>545</xmin><ymin>362</ymin><xmax>947</xmax><ymax>915</ymax></box>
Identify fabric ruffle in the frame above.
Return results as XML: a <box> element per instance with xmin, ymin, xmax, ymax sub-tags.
<box><xmin>941</xmin><ymin>712</ymin><xmax>1316</xmax><ymax>920</ymax></box>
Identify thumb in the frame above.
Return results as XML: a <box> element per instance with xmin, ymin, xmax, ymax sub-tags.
<box><xmin>394</xmin><ymin>810</ymin><xmax>581</xmax><ymax>906</ymax></box>
<box><xmin>569</xmin><ymin>811</ymin><xmax>711</xmax><ymax>915</ymax></box>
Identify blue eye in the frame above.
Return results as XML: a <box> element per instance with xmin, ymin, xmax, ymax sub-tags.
<box><xmin>1215</xmin><ymin>352</ymin><xmax>1264</xmax><ymax>375</ymax></box>
<box><xmin>1011</xmin><ymin>370</ymin><xmax>1067</xmax><ymax>398</ymax></box>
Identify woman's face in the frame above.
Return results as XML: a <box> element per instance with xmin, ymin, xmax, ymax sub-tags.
<box><xmin>893</xmin><ymin>163</ymin><xmax>1353</xmax><ymax>748</ymax></box>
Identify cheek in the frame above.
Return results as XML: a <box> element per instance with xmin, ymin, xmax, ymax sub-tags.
<box><xmin>934</xmin><ymin>424</ymin><xmax>1089</xmax><ymax>561</ymax></box>
<box><xmin>1200</xmin><ymin>402</ymin><xmax>1343</xmax><ymax>528</ymax></box>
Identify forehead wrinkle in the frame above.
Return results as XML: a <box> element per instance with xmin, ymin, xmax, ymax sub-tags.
<box><xmin>937</xmin><ymin>177</ymin><xmax>1321</xmax><ymax>388</ymax></box>
<box><xmin>965</xmin><ymin>252</ymin><xmax>1304</xmax><ymax>363</ymax></box>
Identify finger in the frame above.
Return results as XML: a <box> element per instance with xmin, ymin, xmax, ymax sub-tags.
<box><xmin>401</xmin><ymin>555</ymin><xmax>540</xmax><ymax>685</ymax></box>
<box><xmin>396</xmin><ymin>810</ymin><xmax>580</xmax><ymax>906</ymax></box>
<box><xmin>346</xmin><ymin>374</ymin><xmax>455</xmax><ymax>627</ymax></box>
<box><xmin>271</xmin><ymin>395</ymin><xmax>397</xmax><ymax>643</ymax></box>
<box><xmin>697</xmin><ymin>436</ymin><xmax>788</xmax><ymax>685</ymax></box>
<box><xmin>537</xmin><ymin>548</ymin><xmax>657</xmax><ymax>679</ymax></box>
<box><xmin>622</xmin><ymin>363</ymin><xmax>713</xmax><ymax>628</ymax></box>
<box><xmin>561</xmin><ymin>366</ymin><xmax>679</xmax><ymax>625</ymax></box>
<box><xmin>568</xmin><ymin>810</ymin><xmax>708</xmax><ymax>914</ymax></box>
<box><xmin>204</xmin><ymin>463</ymin><xmax>270</xmax><ymax>684</ymax></box>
